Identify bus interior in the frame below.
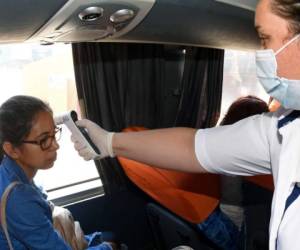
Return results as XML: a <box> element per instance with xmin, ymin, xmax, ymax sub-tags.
<box><xmin>0</xmin><ymin>0</ymin><xmax>274</xmax><ymax>249</ymax></box>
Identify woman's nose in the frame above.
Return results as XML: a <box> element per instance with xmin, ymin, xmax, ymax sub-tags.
<box><xmin>51</xmin><ymin>138</ymin><xmax>60</xmax><ymax>150</ymax></box>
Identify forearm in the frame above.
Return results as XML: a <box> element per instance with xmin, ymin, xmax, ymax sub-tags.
<box><xmin>113</xmin><ymin>127</ymin><xmax>207</xmax><ymax>173</ymax></box>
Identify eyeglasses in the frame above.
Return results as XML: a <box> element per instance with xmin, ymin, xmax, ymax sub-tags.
<box><xmin>21</xmin><ymin>127</ymin><xmax>62</xmax><ymax>151</ymax></box>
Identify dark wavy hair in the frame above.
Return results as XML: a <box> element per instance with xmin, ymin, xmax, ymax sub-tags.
<box><xmin>271</xmin><ymin>0</ymin><xmax>300</xmax><ymax>35</ymax></box>
<box><xmin>220</xmin><ymin>95</ymin><xmax>269</xmax><ymax>126</ymax></box>
<box><xmin>0</xmin><ymin>95</ymin><xmax>52</xmax><ymax>161</ymax></box>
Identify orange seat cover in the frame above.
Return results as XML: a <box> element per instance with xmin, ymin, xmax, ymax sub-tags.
<box><xmin>118</xmin><ymin>127</ymin><xmax>220</xmax><ymax>223</ymax></box>
<box><xmin>244</xmin><ymin>175</ymin><xmax>274</xmax><ymax>191</ymax></box>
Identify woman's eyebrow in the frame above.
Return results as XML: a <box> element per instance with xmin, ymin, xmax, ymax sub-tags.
<box><xmin>35</xmin><ymin>126</ymin><xmax>57</xmax><ymax>138</ymax></box>
<box><xmin>35</xmin><ymin>130</ymin><xmax>53</xmax><ymax>139</ymax></box>
<box><xmin>255</xmin><ymin>25</ymin><xmax>264</xmax><ymax>35</ymax></box>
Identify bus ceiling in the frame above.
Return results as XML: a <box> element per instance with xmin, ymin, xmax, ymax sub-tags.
<box><xmin>0</xmin><ymin>0</ymin><xmax>259</xmax><ymax>50</ymax></box>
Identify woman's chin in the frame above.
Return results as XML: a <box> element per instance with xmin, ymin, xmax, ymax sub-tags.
<box><xmin>46</xmin><ymin>163</ymin><xmax>54</xmax><ymax>169</ymax></box>
<box><xmin>44</xmin><ymin>157</ymin><xmax>57</xmax><ymax>169</ymax></box>
<box><xmin>41</xmin><ymin>163</ymin><xmax>54</xmax><ymax>170</ymax></box>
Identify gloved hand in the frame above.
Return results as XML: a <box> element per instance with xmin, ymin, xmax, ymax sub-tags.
<box><xmin>71</xmin><ymin>119</ymin><xmax>115</xmax><ymax>161</ymax></box>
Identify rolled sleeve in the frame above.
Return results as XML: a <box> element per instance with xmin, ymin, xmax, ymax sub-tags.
<box><xmin>195</xmin><ymin>114</ymin><xmax>272</xmax><ymax>176</ymax></box>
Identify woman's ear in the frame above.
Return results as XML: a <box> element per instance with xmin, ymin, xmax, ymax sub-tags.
<box><xmin>2</xmin><ymin>142</ymin><xmax>20</xmax><ymax>159</ymax></box>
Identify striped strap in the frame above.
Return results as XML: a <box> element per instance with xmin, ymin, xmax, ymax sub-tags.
<box><xmin>1</xmin><ymin>181</ymin><xmax>21</xmax><ymax>250</ymax></box>
<box><xmin>277</xmin><ymin>110</ymin><xmax>300</xmax><ymax>129</ymax></box>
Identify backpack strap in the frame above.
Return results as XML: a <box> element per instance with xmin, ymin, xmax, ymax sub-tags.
<box><xmin>1</xmin><ymin>181</ymin><xmax>21</xmax><ymax>250</ymax></box>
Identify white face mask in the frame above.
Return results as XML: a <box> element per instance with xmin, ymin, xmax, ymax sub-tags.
<box><xmin>255</xmin><ymin>34</ymin><xmax>300</xmax><ymax>110</ymax></box>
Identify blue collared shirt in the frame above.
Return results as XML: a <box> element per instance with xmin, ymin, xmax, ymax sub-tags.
<box><xmin>0</xmin><ymin>157</ymin><xmax>112</xmax><ymax>250</ymax></box>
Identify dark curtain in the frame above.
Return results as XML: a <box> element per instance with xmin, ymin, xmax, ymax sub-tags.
<box><xmin>72</xmin><ymin>43</ymin><xmax>165</xmax><ymax>194</ymax></box>
<box><xmin>73</xmin><ymin>43</ymin><xmax>165</xmax><ymax>131</ymax></box>
<box><xmin>175</xmin><ymin>47</ymin><xmax>224</xmax><ymax>128</ymax></box>
<box><xmin>72</xmin><ymin>42</ymin><xmax>224</xmax><ymax>194</ymax></box>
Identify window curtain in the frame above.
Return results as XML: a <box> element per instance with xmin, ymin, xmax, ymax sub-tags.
<box><xmin>175</xmin><ymin>47</ymin><xmax>224</xmax><ymax>128</ymax></box>
<box><xmin>72</xmin><ymin>43</ymin><xmax>165</xmax><ymax>194</ymax></box>
<box><xmin>72</xmin><ymin>43</ymin><xmax>165</xmax><ymax>131</ymax></box>
<box><xmin>72</xmin><ymin>42</ymin><xmax>224</xmax><ymax>194</ymax></box>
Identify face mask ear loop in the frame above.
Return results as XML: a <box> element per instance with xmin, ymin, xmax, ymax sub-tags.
<box><xmin>275</xmin><ymin>34</ymin><xmax>300</xmax><ymax>56</ymax></box>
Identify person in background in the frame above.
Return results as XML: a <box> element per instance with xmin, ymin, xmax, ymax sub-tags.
<box><xmin>196</xmin><ymin>95</ymin><xmax>270</xmax><ymax>250</ymax></box>
<box><xmin>0</xmin><ymin>95</ymin><xmax>117</xmax><ymax>250</ymax></box>
<box><xmin>217</xmin><ymin>96</ymin><xmax>270</xmax><ymax>250</ymax></box>
<box><xmin>218</xmin><ymin>95</ymin><xmax>269</xmax><ymax>227</ymax></box>
<box><xmin>72</xmin><ymin>0</ymin><xmax>300</xmax><ymax>249</ymax></box>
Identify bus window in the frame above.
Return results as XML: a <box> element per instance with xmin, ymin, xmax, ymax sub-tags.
<box><xmin>0</xmin><ymin>43</ymin><xmax>102</xmax><ymax>204</ymax></box>
<box><xmin>221</xmin><ymin>50</ymin><xmax>269</xmax><ymax>120</ymax></box>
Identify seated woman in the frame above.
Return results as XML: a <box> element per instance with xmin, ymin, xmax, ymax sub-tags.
<box><xmin>0</xmin><ymin>95</ymin><xmax>117</xmax><ymax>250</ymax></box>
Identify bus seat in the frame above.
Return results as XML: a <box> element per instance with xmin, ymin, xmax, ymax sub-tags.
<box><xmin>242</xmin><ymin>176</ymin><xmax>273</xmax><ymax>250</ymax></box>
<box><xmin>117</xmin><ymin>127</ymin><xmax>220</xmax><ymax>224</ymax></box>
<box><xmin>146</xmin><ymin>203</ymin><xmax>216</xmax><ymax>250</ymax></box>
<box><xmin>244</xmin><ymin>175</ymin><xmax>274</xmax><ymax>191</ymax></box>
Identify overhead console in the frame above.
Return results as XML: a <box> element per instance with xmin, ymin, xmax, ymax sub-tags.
<box><xmin>27</xmin><ymin>0</ymin><xmax>259</xmax><ymax>50</ymax></box>
<box><xmin>29</xmin><ymin>0</ymin><xmax>155</xmax><ymax>44</ymax></box>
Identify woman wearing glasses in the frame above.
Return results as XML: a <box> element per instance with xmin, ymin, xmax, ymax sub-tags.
<box><xmin>0</xmin><ymin>95</ymin><xmax>116</xmax><ymax>250</ymax></box>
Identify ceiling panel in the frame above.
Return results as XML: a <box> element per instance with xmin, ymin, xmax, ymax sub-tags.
<box><xmin>0</xmin><ymin>0</ymin><xmax>67</xmax><ymax>43</ymax></box>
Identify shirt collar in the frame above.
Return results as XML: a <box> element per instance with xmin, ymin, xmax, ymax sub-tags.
<box><xmin>2</xmin><ymin>156</ymin><xmax>31</xmax><ymax>184</ymax></box>
<box><xmin>278</xmin><ymin>110</ymin><xmax>300</xmax><ymax>129</ymax></box>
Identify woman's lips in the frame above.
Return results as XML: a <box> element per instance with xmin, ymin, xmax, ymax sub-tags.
<box><xmin>48</xmin><ymin>154</ymin><xmax>57</xmax><ymax>163</ymax></box>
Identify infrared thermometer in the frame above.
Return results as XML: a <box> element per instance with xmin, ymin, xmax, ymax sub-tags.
<box><xmin>54</xmin><ymin>110</ymin><xmax>101</xmax><ymax>160</ymax></box>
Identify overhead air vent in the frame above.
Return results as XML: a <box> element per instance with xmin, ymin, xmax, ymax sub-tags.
<box><xmin>78</xmin><ymin>6</ymin><xmax>104</xmax><ymax>21</ymax></box>
<box><xmin>29</xmin><ymin>0</ymin><xmax>155</xmax><ymax>43</ymax></box>
<box><xmin>110</xmin><ymin>9</ymin><xmax>135</xmax><ymax>23</ymax></box>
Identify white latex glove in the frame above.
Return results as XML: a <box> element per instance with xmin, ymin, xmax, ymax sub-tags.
<box><xmin>71</xmin><ymin>119</ymin><xmax>115</xmax><ymax>161</ymax></box>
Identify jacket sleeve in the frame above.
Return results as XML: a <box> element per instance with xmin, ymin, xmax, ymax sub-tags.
<box><xmin>5</xmin><ymin>183</ymin><xmax>72</xmax><ymax>250</ymax></box>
